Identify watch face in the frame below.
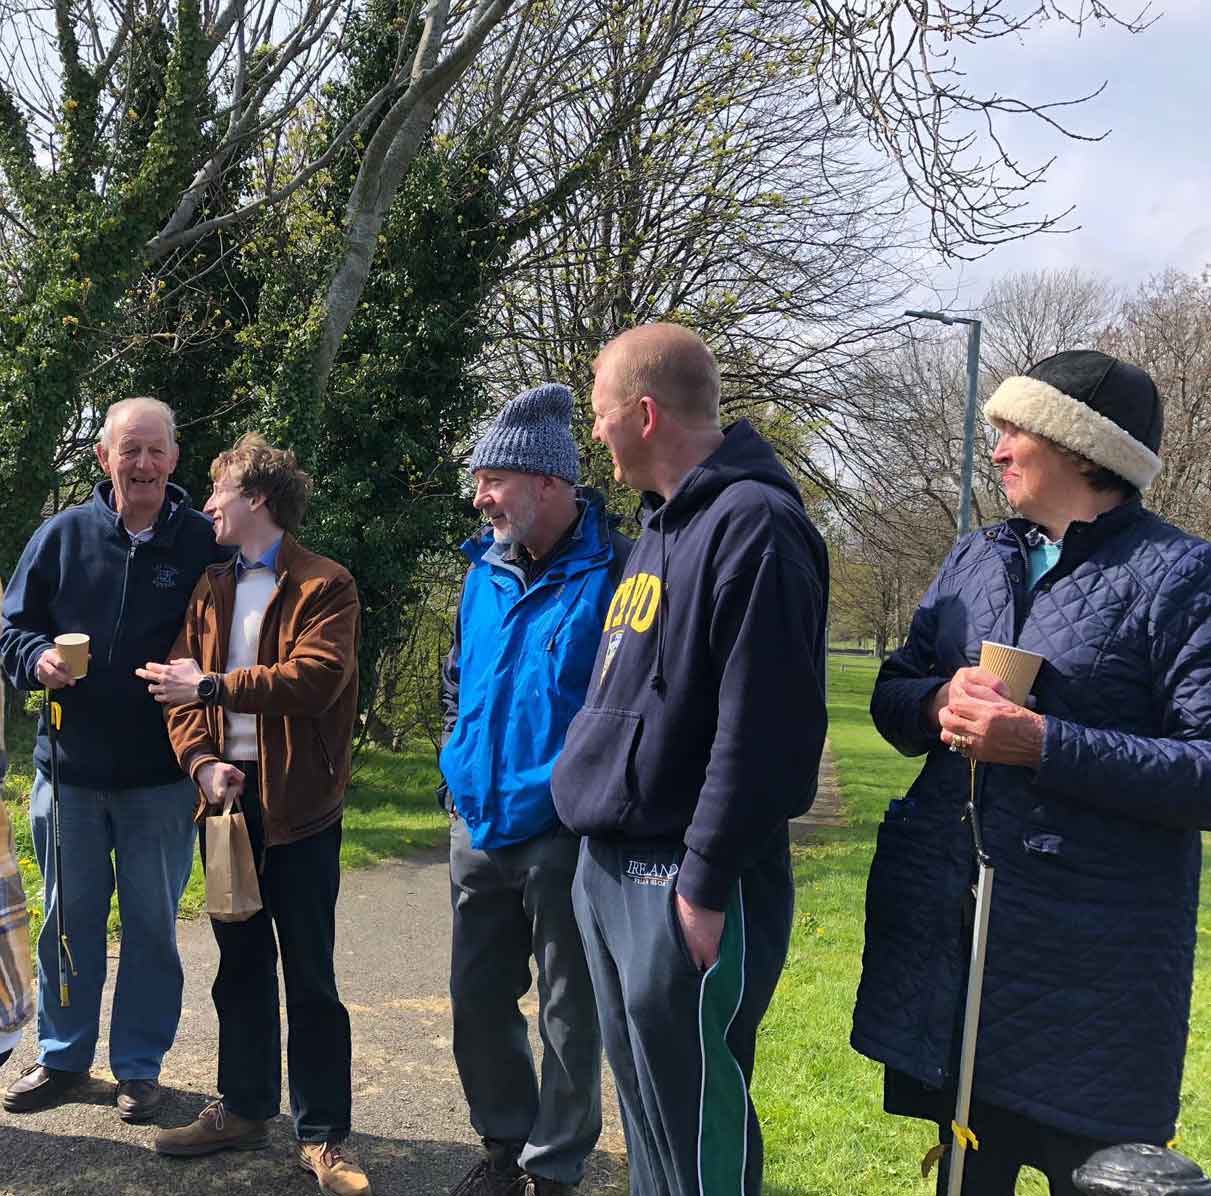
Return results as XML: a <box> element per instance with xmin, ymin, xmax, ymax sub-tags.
<box><xmin>197</xmin><ymin>676</ymin><xmax>217</xmax><ymax>701</ymax></box>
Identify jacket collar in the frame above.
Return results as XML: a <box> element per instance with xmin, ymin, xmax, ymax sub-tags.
<box><xmin>92</xmin><ymin>480</ymin><xmax>192</xmax><ymax>547</ymax></box>
<box><xmin>1001</xmin><ymin>496</ymin><xmax>1146</xmax><ymax>551</ymax></box>
<box><xmin>461</xmin><ymin>488</ymin><xmax>612</xmax><ymax>577</ymax></box>
<box><xmin>210</xmin><ymin>530</ymin><xmax>304</xmax><ymax>583</ymax></box>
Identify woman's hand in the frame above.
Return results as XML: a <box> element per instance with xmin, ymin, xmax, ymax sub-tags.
<box><xmin>938</xmin><ymin>666</ymin><xmax>1045</xmax><ymax>767</ymax></box>
<box><xmin>924</xmin><ymin>668</ymin><xmax>1007</xmax><ymax>731</ymax></box>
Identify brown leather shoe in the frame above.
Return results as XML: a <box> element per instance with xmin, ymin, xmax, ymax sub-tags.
<box><xmin>153</xmin><ymin>1099</ymin><xmax>269</xmax><ymax>1156</ymax></box>
<box><xmin>116</xmin><ymin>1078</ymin><xmax>163</xmax><ymax>1123</ymax></box>
<box><xmin>298</xmin><ymin>1141</ymin><xmax>372</xmax><ymax>1196</ymax></box>
<box><xmin>3</xmin><ymin>1064</ymin><xmax>88</xmax><ymax>1113</ymax></box>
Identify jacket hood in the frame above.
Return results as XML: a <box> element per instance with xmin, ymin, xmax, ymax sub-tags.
<box><xmin>641</xmin><ymin>419</ymin><xmax>803</xmax><ymax>527</ymax></box>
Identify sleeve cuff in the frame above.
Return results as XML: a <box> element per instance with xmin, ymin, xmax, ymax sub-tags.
<box><xmin>185</xmin><ymin>751</ymin><xmax>222</xmax><ymax>782</ymax></box>
<box><xmin>675</xmin><ymin>847</ymin><xmax>736</xmax><ymax>912</ymax></box>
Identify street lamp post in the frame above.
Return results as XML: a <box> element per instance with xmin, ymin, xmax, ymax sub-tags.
<box><xmin>904</xmin><ymin>309</ymin><xmax>984</xmax><ymax>538</ymax></box>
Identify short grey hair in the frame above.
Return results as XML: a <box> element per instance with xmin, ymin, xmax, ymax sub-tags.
<box><xmin>100</xmin><ymin>396</ymin><xmax>177</xmax><ymax>450</ymax></box>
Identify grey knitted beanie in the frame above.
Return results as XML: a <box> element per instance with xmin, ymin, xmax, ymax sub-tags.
<box><xmin>470</xmin><ymin>382</ymin><xmax>580</xmax><ymax>483</ymax></box>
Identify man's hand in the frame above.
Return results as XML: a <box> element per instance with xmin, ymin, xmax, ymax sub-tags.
<box><xmin>196</xmin><ymin>762</ymin><xmax>246</xmax><ymax>807</ymax></box>
<box><xmin>938</xmin><ymin>666</ymin><xmax>1046</xmax><ymax>768</ymax></box>
<box><xmin>675</xmin><ymin>892</ymin><xmax>725</xmax><ymax>971</ymax></box>
<box><xmin>36</xmin><ymin>648</ymin><xmax>75</xmax><ymax>690</ymax></box>
<box><xmin>136</xmin><ymin>658</ymin><xmax>204</xmax><ymax>706</ymax></box>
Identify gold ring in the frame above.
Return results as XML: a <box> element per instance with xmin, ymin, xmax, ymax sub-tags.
<box><xmin>949</xmin><ymin>733</ymin><xmax>972</xmax><ymax>753</ymax></box>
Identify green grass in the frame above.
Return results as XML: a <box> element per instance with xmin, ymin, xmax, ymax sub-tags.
<box><xmin>1</xmin><ymin>711</ymin><xmax>448</xmax><ymax>947</ymax></box>
<box><xmin>754</xmin><ymin>655</ymin><xmax>1211</xmax><ymax>1193</ymax></box>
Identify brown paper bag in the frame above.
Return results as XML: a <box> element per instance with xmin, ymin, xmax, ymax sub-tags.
<box><xmin>204</xmin><ymin>795</ymin><xmax>262</xmax><ymax>923</ymax></box>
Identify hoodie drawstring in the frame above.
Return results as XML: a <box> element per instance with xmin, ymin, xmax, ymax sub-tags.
<box><xmin>650</xmin><ymin>518</ymin><xmax>668</xmax><ymax>694</ymax></box>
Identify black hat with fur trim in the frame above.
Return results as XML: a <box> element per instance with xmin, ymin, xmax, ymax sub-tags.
<box><xmin>983</xmin><ymin>349</ymin><xmax>1163</xmax><ymax>491</ymax></box>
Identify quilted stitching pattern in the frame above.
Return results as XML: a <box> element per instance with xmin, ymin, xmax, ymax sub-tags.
<box><xmin>852</xmin><ymin>504</ymin><xmax>1211</xmax><ymax>1143</ymax></box>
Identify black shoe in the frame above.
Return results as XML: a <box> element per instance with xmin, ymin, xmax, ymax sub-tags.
<box><xmin>450</xmin><ymin>1157</ymin><xmax>524</xmax><ymax>1196</ymax></box>
<box><xmin>116</xmin><ymin>1078</ymin><xmax>163</xmax><ymax>1123</ymax></box>
<box><xmin>3</xmin><ymin>1064</ymin><xmax>88</xmax><ymax>1112</ymax></box>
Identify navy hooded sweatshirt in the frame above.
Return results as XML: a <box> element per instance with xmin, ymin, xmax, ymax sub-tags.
<box><xmin>551</xmin><ymin>419</ymin><xmax>829</xmax><ymax>909</ymax></box>
<box><xmin>0</xmin><ymin>481</ymin><xmax>223</xmax><ymax>790</ymax></box>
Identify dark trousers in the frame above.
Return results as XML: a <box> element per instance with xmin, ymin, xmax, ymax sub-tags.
<box><xmin>930</xmin><ymin>1099</ymin><xmax>1113</xmax><ymax>1195</ymax></box>
<box><xmin>572</xmin><ymin>835</ymin><xmax>794</xmax><ymax>1196</ymax></box>
<box><xmin>449</xmin><ymin>817</ymin><xmax>602</xmax><ymax>1184</ymax></box>
<box><xmin>199</xmin><ymin>764</ymin><xmax>351</xmax><ymax>1143</ymax></box>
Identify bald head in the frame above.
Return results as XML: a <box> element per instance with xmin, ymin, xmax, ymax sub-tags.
<box><xmin>593</xmin><ymin>323</ymin><xmax>720</xmax><ymax>426</ymax></box>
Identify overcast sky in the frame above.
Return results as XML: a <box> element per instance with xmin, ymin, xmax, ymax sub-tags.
<box><xmin>913</xmin><ymin>0</ymin><xmax>1210</xmax><ymax>306</ymax></box>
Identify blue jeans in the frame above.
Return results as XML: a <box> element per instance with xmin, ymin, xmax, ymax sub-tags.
<box><xmin>30</xmin><ymin>771</ymin><xmax>196</xmax><ymax>1079</ymax></box>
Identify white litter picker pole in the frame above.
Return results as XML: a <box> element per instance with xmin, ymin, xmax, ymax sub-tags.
<box><xmin>947</xmin><ymin>770</ymin><xmax>994</xmax><ymax>1196</ymax></box>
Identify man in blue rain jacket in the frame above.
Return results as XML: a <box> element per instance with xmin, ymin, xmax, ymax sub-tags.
<box><xmin>438</xmin><ymin>383</ymin><xmax>630</xmax><ymax>1196</ymax></box>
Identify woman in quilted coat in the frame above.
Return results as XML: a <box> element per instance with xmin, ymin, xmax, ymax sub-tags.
<box><xmin>851</xmin><ymin>350</ymin><xmax>1211</xmax><ymax>1195</ymax></box>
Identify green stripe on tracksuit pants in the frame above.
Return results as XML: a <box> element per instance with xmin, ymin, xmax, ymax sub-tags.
<box><xmin>572</xmin><ymin>834</ymin><xmax>794</xmax><ymax>1195</ymax></box>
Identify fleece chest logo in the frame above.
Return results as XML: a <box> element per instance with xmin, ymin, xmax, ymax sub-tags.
<box><xmin>151</xmin><ymin>564</ymin><xmax>181</xmax><ymax>590</ymax></box>
<box><xmin>625</xmin><ymin>858</ymin><xmax>679</xmax><ymax>887</ymax></box>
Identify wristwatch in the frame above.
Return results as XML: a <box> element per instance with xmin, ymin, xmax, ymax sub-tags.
<box><xmin>196</xmin><ymin>673</ymin><xmax>221</xmax><ymax>705</ymax></box>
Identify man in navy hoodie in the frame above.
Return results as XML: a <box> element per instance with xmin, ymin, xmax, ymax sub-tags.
<box><xmin>0</xmin><ymin>397</ymin><xmax>222</xmax><ymax>1122</ymax></box>
<box><xmin>551</xmin><ymin>324</ymin><xmax>829</xmax><ymax>1196</ymax></box>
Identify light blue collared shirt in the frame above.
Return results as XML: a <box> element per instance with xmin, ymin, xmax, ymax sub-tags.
<box><xmin>235</xmin><ymin>536</ymin><xmax>283</xmax><ymax>582</ymax></box>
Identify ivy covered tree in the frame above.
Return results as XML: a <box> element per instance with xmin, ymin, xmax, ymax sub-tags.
<box><xmin>203</xmin><ymin>1</ymin><xmax>505</xmax><ymax>717</ymax></box>
<box><xmin>0</xmin><ymin>0</ymin><xmax>213</xmax><ymax>566</ymax></box>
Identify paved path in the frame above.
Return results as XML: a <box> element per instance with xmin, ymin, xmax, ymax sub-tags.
<box><xmin>0</xmin><ymin>848</ymin><xmax>627</xmax><ymax>1196</ymax></box>
<box><xmin>0</xmin><ymin>752</ymin><xmax>845</xmax><ymax>1196</ymax></box>
<box><xmin>789</xmin><ymin>741</ymin><xmax>845</xmax><ymax>840</ymax></box>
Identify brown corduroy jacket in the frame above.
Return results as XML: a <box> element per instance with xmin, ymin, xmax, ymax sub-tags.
<box><xmin>164</xmin><ymin>533</ymin><xmax>360</xmax><ymax>848</ymax></box>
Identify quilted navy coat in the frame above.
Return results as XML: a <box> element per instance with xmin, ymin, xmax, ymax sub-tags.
<box><xmin>851</xmin><ymin>499</ymin><xmax>1211</xmax><ymax>1143</ymax></box>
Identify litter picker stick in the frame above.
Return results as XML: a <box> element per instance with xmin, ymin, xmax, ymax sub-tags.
<box><xmin>947</xmin><ymin>761</ymin><xmax>993</xmax><ymax>1196</ymax></box>
<box><xmin>43</xmin><ymin>690</ymin><xmax>76</xmax><ymax>1006</ymax></box>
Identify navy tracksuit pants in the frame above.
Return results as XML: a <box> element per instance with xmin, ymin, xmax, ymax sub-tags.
<box><xmin>572</xmin><ymin>834</ymin><xmax>794</xmax><ymax>1196</ymax></box>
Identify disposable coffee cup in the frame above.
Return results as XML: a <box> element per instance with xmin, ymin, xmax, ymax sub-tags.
<box><xmin>55</xmin><ymin>633</ymin><xmax>90</xmax><ymax>680</ymax></box>
<box><xmin>979</xmin><ymin>641</ymin><xmax>1044</xmax><ymax>706</ymax></box>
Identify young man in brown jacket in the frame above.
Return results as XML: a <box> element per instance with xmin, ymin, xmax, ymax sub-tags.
<box><xmin>137</xmin><ymin>434</ymin><xmax>368</xmax><ymax>1196</ymax></box>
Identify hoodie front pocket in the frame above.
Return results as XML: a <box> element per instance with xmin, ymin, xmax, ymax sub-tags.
<box><xmin>552</xmin><ymin>705</ymin><xmax>643</xmax><ymax>831</ymax></box>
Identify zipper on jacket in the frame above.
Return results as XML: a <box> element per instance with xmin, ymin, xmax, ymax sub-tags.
<box><xmin>108</xmin><ymin>542</ymin><xmax>139</xmax><ymax>665</ymax></box>
<box><xmin>545</xmin><ymin>577</ymin><xmax>592</xmax><ymax>651</ymax></box>
<box><xmin>316</xmin><ymin>727</ymin><xmax>336</xmax><ymax>777</ymax></box>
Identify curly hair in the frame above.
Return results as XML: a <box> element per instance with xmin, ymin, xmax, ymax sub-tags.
<box><xmin>211</xmin><ymin>433</ymin><xmax>312</xmax><ymax>533</ymax></box>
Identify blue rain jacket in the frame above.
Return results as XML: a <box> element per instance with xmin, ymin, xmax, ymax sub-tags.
<box><xmin>439</xmin><ymin>494</ymin><xmax>629</xmax><ymax>849</ymax></box>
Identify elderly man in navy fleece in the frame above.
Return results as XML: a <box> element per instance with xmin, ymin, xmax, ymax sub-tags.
<box><xmin>551</xmin><ymin>323</ymin><xmax>829</xmax><ymax>1196</ymax></box>
<box><xmin>0</xmin><ymin>397</ymin><xmax>223</xmax><ymax>1123</ymax></box>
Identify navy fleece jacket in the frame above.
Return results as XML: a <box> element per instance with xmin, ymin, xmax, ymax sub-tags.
<box><xmin>0</xmin><ymin>482</ymin><xmax>224</xmax><ymax>789</ymax></box>
<box><xmin>551</xmin><ymin>419</ymin><xmax>829</xmax><ymax>909</ymax></box>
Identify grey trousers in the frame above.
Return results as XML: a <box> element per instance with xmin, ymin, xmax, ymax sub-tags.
<box><xmin>449</xmin><ymin>817</ymin><xmax>602</xmax><ymax>1185</ymax></box>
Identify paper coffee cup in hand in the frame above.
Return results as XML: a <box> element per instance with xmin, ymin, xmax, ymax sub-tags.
<box><xmin>979</xmin><ymin>641</ymin><xmax>1044</xmax><ymax>706</ymax></box>
<box><xmin>54</xmin><ymin>633</ymin><xmax>90</xmax><ymax>680</ymax></box>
